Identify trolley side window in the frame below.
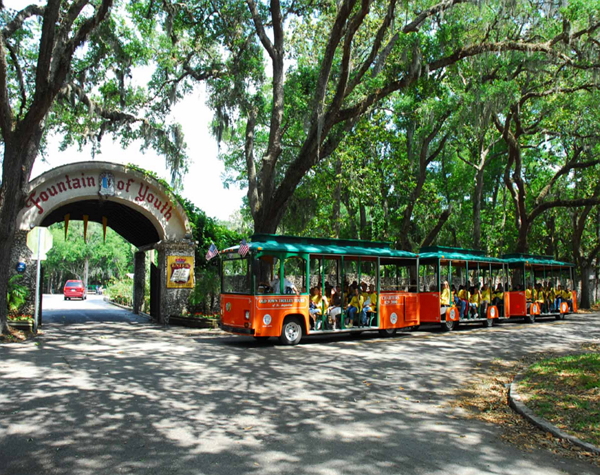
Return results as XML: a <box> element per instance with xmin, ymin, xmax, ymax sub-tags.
<box><xmin>255</xmin><ymin>255</ymin><xmax>280</xmax><ymax>294</ymax></box>
<box><xmin>283</xmin><ymin>256</ymin><xmax>306</xmax><ymax>294</ymax></box>
<box><xmin>222</xmin><ymin>257</ymin><xmax>251</xmax><ymax>294</ymax></box>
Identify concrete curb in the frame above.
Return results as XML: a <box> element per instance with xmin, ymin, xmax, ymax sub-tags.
<box><xmin>509</xmin><ymin>371</ymin><xmax>600</xmax><ymax>455</ymax></box>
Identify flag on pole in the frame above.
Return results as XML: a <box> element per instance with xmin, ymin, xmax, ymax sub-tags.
<box><xmin>205</xmin><ymin>243</ymin><xmax>219</xmax><ymax>261</ymax></box>
<box><xmin>238</xmin><ymin>239</ymin><xmax>250</xmax><ymax>257</ymax></box>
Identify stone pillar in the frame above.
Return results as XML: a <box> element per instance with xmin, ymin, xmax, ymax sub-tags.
<box><xmin>9</xmin><ymin>230</ymin><xmax>36</xmax><ymax>317</ymax></box>
<box><xmin>155</xmin><ymin>240</ymin><xmax>196</xmax><ymax>324</ymax></box>
<box><xmin>133</xmin><ymin>251</ymin><xmax>146</xmax><ymax>314</ymax></box>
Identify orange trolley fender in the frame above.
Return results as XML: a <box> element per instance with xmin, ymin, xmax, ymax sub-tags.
<box><xmin>446</xmin><ymin>306</ymin><xmax>460</xmax><ymax>322</ymax></box>
<box><xmin>487</xmin><ymin>305</ymin><xmax>499</xmax><ymax>319</ymax></box>
<box><xmin>530</xmin><ymin>302</ymin><xmax>541</xmax><ymax>315</ymax></box>
<box><xmin>560</xmin><ymin>301</ymin><xmax>569</xmax><ymax>314</ymax></box>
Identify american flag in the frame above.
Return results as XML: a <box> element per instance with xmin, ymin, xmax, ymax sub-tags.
<box><xmin>238</xmin><ymin>239</ymin><xmax>250</xmax><ymax>257</ymax></box>
<box><xmin>205</xmin><ymin>243</ymin><xmax>218</xmax><ymax>261</ymax></box>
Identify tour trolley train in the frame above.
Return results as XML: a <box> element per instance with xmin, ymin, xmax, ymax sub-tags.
<box><xmin>219</xmin><ymin>234</ymin><xmax>575</xmax><ymax>345</ymax></box>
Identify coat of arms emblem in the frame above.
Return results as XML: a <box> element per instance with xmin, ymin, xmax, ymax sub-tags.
<box><xmin>99</xmin><ymin>172</ymin><xmax>115</xmax><ymax>197</ymax></box>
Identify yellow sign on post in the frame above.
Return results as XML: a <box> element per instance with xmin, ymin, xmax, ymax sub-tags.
<box><xmin>166</xmin><ymin>255</ymin><xmax>194</xmax><ymax>289</ymax></box>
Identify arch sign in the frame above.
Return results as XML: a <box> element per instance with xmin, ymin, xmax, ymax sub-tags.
<box><xmin>18</xmin><ymin>162</ymin><xmax>190</xmax><ymax>242</ymax></box>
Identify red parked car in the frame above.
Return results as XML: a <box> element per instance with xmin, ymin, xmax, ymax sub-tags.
<box><xmin>63</xmin><ymin>280</ymin><xmax>87</xmax><ymax>300</ymax></box>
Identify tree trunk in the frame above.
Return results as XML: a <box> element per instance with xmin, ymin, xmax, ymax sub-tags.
<box><xmin>0</xmin><ymin>147</ymin><xmax>37</xmax><ymax>333</ymax></box>
<box><xmin>332</xmin><ymin>157</ymin><xmax>342</xmax><ymax>238</ymax></box>
<box><xmin>515</xmin><ymin>216</ymin><xmax>530</xmax><ymax>253</ymax></box>
<box><xmin>473</xmin><ymin>167</ymin><xmax>484</xmax><ymax>249</ymax></box>
<box><xmin>579</xmin><ymin>263</ymin><xmax>592</xmax><ymax>309</ymax></box>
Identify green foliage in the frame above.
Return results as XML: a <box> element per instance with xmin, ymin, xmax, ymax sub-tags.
<box><xmin>7</xmin><ymin>275</ymin><xmax>29</xmax><ymax>315</ymax></box>
<box><xmin>44</xmin><ymin>222</ymin><xmax>134</xmax><ymax>290</ymax></box>
<box><xmin>105</xmin><ymin>279</ymin><xmax>134</xmax><ymax>307</ymax></box>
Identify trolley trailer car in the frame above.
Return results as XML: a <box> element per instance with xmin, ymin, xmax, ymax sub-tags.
<box><xmin>417</xmin><ymin>246</ymin><xmax>507</xmax><ymax>331</ymax></box>
<box><xmin>502</xmin><ymin>253</ymin><xmax>576</xmax><ymax>323</ymax></box>
<box><xmin>219</xmin><ymin>234</ymin><xmax>419</xmax><ymax>345</ymax></box>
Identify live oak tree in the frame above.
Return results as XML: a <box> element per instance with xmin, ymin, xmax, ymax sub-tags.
<box><xmin>207</xmin><ymin>0</ymin><xmax>600</xmax><ymax>238</ymax></box>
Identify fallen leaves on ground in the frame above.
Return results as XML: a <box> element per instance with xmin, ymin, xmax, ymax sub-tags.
<box><xmin>0</xmin><ymin>327</ymin><xmax>40</xmax><ymax>343</ymax></box>
<box><xmin>451</xmin><ymin>346</ymin><xmax>600</xmax><ymax>467</ymax></box>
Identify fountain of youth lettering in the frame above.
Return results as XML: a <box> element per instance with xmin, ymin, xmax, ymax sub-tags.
<box><xmin>13</xmin><ymin>162</ymin><xmax>196</xmax><ymax>324</ymax></box>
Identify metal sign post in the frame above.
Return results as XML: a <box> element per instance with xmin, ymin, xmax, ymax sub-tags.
<box><xmin>26</xmin><ymin>227</ymin><xmax>53</xmax><ymax>333</ymax></box>
<box><xmin>34</xmin><ymin>228</ymin><xmax>42</xmax><ymax>333</ymax></box>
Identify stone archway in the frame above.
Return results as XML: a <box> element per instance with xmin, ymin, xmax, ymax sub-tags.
<box><xmin>12</xmin><ymin>162</ymin><xmax>196</xmax><ymax>324</ymax></box>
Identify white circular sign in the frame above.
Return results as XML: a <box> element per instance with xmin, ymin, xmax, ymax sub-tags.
<box><xmin>390</xmin><ymin>313</ymin><xmax>398</xmax><ymax>324</ymax></box>
<box><xmin>263</xmin><ymin>314</ymin><xmax>272</xmax><ymax>325</ymax></box>
<box><xmin>449</xmin><ymin>308</ymin><xmax>456</xmax><ymax>320</ymax></box>
<box><xmin>490</xmin><ymin>307</ymin><xmax>496</xmax><ymax>318</ymax></box>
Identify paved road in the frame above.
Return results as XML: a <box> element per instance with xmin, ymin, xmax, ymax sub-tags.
<box><xmin>41</xmin><ymin>294</ymin><xmax>150</xmax><ymax>324</ymax></box>
<box><xmin>1</xmin><ymin>301</ymin><xmax>599</xmax><ymax>475</ymax></box>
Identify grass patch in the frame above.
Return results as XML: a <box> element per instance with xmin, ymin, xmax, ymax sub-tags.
<box><xmin>518</xmin><ymin>352</ymin><xmax>600</xmax><ymax>447</ymax></box>
<box><xmin>452</xmin><ymin>343</ymin><xmax>600</xmax><ymax>467</ymax></box>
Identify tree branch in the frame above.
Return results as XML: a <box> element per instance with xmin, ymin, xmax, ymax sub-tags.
<box><xmin>530</xmin><ymin>197</ymin><xmax>600</xmax><ymax>223</ymax></box>
<box><xmin>2</xmin><ymin>4</ymin><xmax>45</xmax><ymax>38</ymax></box>
<box><xmin>421</xmin><ymin>205</ymin><xmax>453</xmax><ymax>247</ymax></box>
<box><xmin>0</xmin><ymin>30</ymin><xmax>13</xmax><ymax>139</ymax></box>
<box><xmin>246</xmin><ymin>0</ymin><xmax>275</xmax><ymax>60</ymax></box>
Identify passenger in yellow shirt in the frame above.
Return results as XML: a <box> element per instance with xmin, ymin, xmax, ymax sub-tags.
<box><xmin>525</xmin><ymin>283</ymin><xmax>533</xmax><ymax>302</ymax></box>
<box><xmin>492</xmin><ymin>284</ymin><xmax>504</xmax><ymax>307</ymax></box>
<box><xmin>468</xmin><ymin>286</ymin><xmax>480</xmax><ymax>318</ymax></box>
<box><xmin>480</xmin><ymin>284</ymin><xmax>491</xmax><ymax>317</ymax></box>
<box><xmin>309</xmin><ymin>286</ymin><xmax>328</xmax><ymax>329</ymax></box>
<box><xmin>346</xmin><ymin>287</ymin><xmax>364</xmax><ymax>327</ymax></box>
<box><xmin>440</xmin><ymin>281</ymin><xmax>451</xmax><ymax>306</ymax></box>
<box><xmin>362</xmin><ymin>284</ymin><xmax>378</xmax><ymax>326</ymax></box>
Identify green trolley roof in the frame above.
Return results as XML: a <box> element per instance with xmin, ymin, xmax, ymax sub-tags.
<box><xmin>501</xmin><ymin>253</ymin><xmax>574</xmax><ymax>267</ymax></box>
<box><xmin>418</xmin><ymin>246</ymin><xmax>504</xmax><ymax>264</ymax></box>
<box><xmin>222</xmin><ymin>234</ymin><xmax>417</xmax><ymax>259</ymax></box>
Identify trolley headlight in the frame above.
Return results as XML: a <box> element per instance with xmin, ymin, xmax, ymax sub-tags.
<box><xmin>245</xmin><ymin>310</ymin><xmax>250</xmax><ymax>320</ymax></box>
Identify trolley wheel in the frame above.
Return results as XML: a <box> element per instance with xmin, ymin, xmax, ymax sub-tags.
<box><xmin>526</xmin><ymin>314</ymin><xmax>536</xmax><ymax>324</ymax></box>
<box><xmin>279</xmin><ymin>317</ymin><xmax>303</xmax><ymax>345</ymax></box>
<box><xmin>379</xmin><ymin>328</ymin><xmax>397</xmax><ymax>337</ymax></box>
<box><xmin>483</xmin><ymin>318</ymin><xmax>494</xmax><ymax>328</ymax></box>
<box><xmin>556</xmin><ymin>313</ymin><xmax>566</xmax><ymax>321</ymax></box>
<box><xmin>441</xmin><ymin>319</ymin><xmax>458</xmax><ymax>332</ymax></box>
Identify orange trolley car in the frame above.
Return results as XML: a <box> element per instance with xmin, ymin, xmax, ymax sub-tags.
<box><xmin>502</xmin><ymin>253</ymin><xmax>576</xmax><ymax>323</ymax></box>
<box><xmin>417</xmin><ymin>246</ymin><xmax>507</xmax><ymax>331</ymax></box>
<box><xmin>219</xmin><ymin>234</ymin><xmax>419</xmax><ymax>345</ymax></box>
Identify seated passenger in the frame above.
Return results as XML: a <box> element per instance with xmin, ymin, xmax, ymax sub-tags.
<box><xmin>525</xmin><ymin>283</ymin><xmax>533</xmax><ymax>303</ymax></box>
<box><xmin>440</xmin><ymin>281</ymin><xmax>451</xmax><ymax>316</ymax></box>
<box><xmin>458</xmin><ymin>285</ymin><xmax>469</xmax><ymax>317</ymax></box>
<box><xmin>554</xmin><ymin>284</ymin><xmax>564</xmax><ymax>311</ymax></box>
<box><xmin>328</xmin><ymin>285</ymin><xmax>342</xmax><ymax>329</ymax></box>
<box><xmin>468</xmin><ymin>286</ymin><xmax>480</xmax><ymax>318</ymax></box>
<box><xmin>346</xmin><ymin>287</ymin><xmax>364</xmax><ymax>327</ymax></box>
<box><xmin>270</xmin><ymin>277</ymin><xmax>299</xmax><ymax>295</ymax></box>
<box><xmin>362</xmin><ymin>284</ymin><xmax>378</xmax><ymax>326</ymax></box>
<box><xmin>534</xmin><ymin>283</ymin><xmax>545</xmax><ymax>312</ymax></box>
<box><xmin>480</xmin><ymin>284</ymin><xmax>491</xmax><ymax>317</ymax></box>
<box><xmin>563</xmin><ymin>287</ymin><xmax>574</xmax><ymax>311</ymax></box>
<box><xmin>546</xmin><ymin>284</ymin><xmax>556</xmax><ymax>312</ymax></box>
<box><xmin>492</xmin><ymin>284</ymin><xmax>504</xmax><ymax>308</ymax></box>
<box><xmin>309</xmin><ymin>286</ymin><xmax>328</xmax><ymax>330</ymax></box>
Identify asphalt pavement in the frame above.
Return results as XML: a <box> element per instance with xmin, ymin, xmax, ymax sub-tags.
<box><xmin>1</xmin><ymin>295</ymin><xmax>599</xmax><ymax>475</ymax></box>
